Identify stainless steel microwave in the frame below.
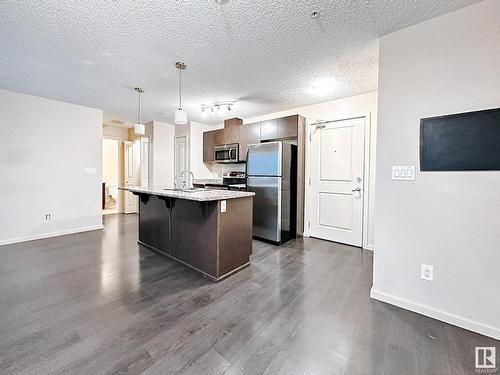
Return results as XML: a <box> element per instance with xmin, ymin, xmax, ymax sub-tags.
<box><xmin>214</xmin><ymin>143</ymin><xmax>239</xmax><ymax>163</ymax></box>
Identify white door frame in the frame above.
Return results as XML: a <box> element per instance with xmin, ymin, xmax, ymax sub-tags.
<box><xmin>303</xmin><ymin>112</ymin><xmax>373</xmax><ymax>250</ymax></box>
<box><xmin>102</xmin><ymin>136</ymin><xmax>124</xmax><ymax>213</ymax></box>
<box><xmin>140</xmin><ymin>137</ymin><xmax>150</xmax><ymax>186</ymax></box>
<box><xmin>124</xmin><ymin>140</ymin><xmax>140</xmax><ymax>214</ymax></box>
<box><xmin>174</xmin><ymin>135</ymin><xmax>189</xmax><ymax>180</ymax></box>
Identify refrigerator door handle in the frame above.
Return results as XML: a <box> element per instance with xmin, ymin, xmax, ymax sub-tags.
<box><xmin>277</xmin><ymin>178</ymin><xmax>282</xmax><ymax>241</ymax></box>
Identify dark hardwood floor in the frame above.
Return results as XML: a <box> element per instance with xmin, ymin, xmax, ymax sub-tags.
<box><xmin>0</xmin><ymin>214</ymin><xmax>497</xmax><ymax>375</ymax></box>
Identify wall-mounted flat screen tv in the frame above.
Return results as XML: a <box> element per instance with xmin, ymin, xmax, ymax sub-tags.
<box><xmin>420</xmin><ymin>107</ymin><xmax>500</xmax><ymax>171</ymax></box>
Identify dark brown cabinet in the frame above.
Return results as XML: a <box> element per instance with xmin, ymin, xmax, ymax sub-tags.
<box><xmin>213</xmin><ymin>129</ymin><xmax>226</xmax><ymax>146</ymax></box>
<box><xmin>278</xmin><ymin>115</ymin><xmax>299</xmax><ymax>139</ymax></box>
<box><xmin>239</xmin><ymin>122</ymin><xmax>261</xmax><ymax>161</ymax></box>
<box><xmin>203</xmin><ymin>131</ymin><xmax>215</xmax><ymax>162</ymax></box>
<box><xmin>225</xmin><ymin>126</ymin><xmax>239</xmax><ymax>144</ymax></box>
<box><xmin>203</xmin><ymin>129</ymin><xmax>238</xmax><ymax>162</ymax></box>
<box><xmin>202</xmin><ymin>115</ymin><xmax>302</xmax><ymax>163</ymax></box>
<box><xmin>260</xmin><ymin>119</ymin><xmax>278</xmax><ymax>141</ymax></box>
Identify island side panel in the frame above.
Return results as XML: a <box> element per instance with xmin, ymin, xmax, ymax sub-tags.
<box><xmin>170</xmin><ymin>199</ymin><xmax>218</xmax><ymax>278</ymax></box>
<box><xmin>217</xmin><ymin>197</ymin><xmax>253</xmax><ymax>278</ymax></box>
<box><xmin>138</xmin><ymin>194</ymin><xmax>171</xmax><ymax>255</ymax></box>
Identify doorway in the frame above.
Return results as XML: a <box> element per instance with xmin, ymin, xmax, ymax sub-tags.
<box><xmin>102</xmin><ymin>138</ymin><xmax>121</xmax><ymax>215</ymax></box>
<box><xmin>175</xmin><ymin>135</ymin><xmax>188</xmax><ymax>182</ymax></box>
<box><xmin>115</xmin><ymin>136</ymin><xmax>149</xmax><ymax>215</ymax></box>
<box><xmin>307</xmin><ymin>116</ymin><xmax>366</xmax><ymax>247</ymax></box>
<box><xmin>124</xmin><ymin>140</ymin><xmax>141</xmax><ymax>214</ymax></box>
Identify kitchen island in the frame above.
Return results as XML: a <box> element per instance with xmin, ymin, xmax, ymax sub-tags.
<box><xmin>120</xmin><ymin>186</ymin><xmax>255</xmax><ymax>281</ymax></box>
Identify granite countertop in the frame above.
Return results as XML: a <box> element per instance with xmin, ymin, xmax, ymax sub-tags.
<box><xmin>119</xmin><ymin>186</ymin><xmax>254</xmax><ymax>202</ymax></box>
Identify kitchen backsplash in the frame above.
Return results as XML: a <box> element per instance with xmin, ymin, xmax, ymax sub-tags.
<box><xmin>206</xmin><ymin>163</ymin><xmax>246</xmax><ymax>177</ymax></box>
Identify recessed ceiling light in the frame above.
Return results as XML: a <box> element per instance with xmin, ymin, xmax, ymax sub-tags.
<box><xmin>310</xmin><ymin>11</ymin><xmax>320</xmax><ymax>18</ymax></box>
<box><xmin>215</xmin><ymin>0</ymin><xmax>229</xmax><ymax>4</ymax></box>
<box><xmin>307</xmin><ymin>79</ymin><xmax>336</xmax><ymax>96</ymax></box>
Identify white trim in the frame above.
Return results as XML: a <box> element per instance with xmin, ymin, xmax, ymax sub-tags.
<box><xmin>361</xmin><ymin>112</ymin><xmax>372</xmax><ymax>251</ymax></box>
<box><xmin>102</xmin><ymin>137</ymin><xmax>125</xmax><ymax>214</ymax></box>
<box><xmin>0</xmin><ymin>225</ymin><xmax>104</xmax><ymax>246</ymax></box>
<box><xmin>102</xmin><ymin>135</ymin><xmax>124</xmax><ymax>141</ymax></box>
<box><xmin>370</xmin><ymin>288</ymin><xmax>500</xmax><ymax>340</ymax></box>
<box><xmin>304</xmin><ymin>112</ymin><xmax>373</xmax><ymax>249</ymax></box>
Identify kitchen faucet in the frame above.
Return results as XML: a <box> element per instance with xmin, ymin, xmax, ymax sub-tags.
<box><xmin>178</xmin><ymin>170</ymin><xmax>195</xmax><ymax>190</ymax></box>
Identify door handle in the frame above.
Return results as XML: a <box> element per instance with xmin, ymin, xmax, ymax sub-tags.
<box><xmin>352</xmin><ymin>187</ymin><xmax>361</xmax><ymax>192</ymax></box>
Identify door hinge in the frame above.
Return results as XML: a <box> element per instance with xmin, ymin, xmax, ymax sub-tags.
<box><xmin>309</xmin><ymin>133</ymin><xmax>312</xmax><ymax>142</ymax></box>
<box><xmin>308</xmin><ymin>221</ymin><xmax>311</xmax><ymax>229</ymax></box>
<box><xmin>308</xmin><ymin>177</ymin><xmax>311</xmax><ymax>185</ymax></box>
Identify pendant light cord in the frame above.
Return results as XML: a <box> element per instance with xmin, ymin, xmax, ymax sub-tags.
<box><xmin>179</xmin><ymin>68</ymin><xmax>182</xmax><ymax>109</ymax></box>
<box><xmin>137</xmin><ymin>90</ymin><xmax>142</xmax><ymax>124</ymax></box>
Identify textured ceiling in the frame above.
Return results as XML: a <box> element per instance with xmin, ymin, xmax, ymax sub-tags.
<box><xmin>0</xmin><ymin>0</ymin><xmax>481</xmax><ymax>125</ymax></box>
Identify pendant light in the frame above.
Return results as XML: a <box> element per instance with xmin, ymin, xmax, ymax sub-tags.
<box><xmin>134</xmin><ymin>87</ymin><xmax>145</xmax><ymax>135</ymax></box>
<box><xmin>174</xmin><ymin>62</ymin><xmax>188</xmax><ymax>125</ymax></box>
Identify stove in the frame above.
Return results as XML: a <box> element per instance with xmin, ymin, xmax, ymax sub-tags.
<box><xmin>223</xmin><ymin>171</ymin><xmax>247</xmax><ymax>186</ymax></box>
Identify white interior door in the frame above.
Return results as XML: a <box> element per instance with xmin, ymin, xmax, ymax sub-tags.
<box><xmin>308</xmin><ymin>117</ymin><xmax>365</xmax><ymax>247</ymax></box>
<box><xmin>175</xmin><ymin>136</ymin><xmax>188</xmax><ymax>181</ymax></box>
<box><xmin>124</xmin><ymin>140</ymin><xmax>140</xmax><ymax>214</ymax></box>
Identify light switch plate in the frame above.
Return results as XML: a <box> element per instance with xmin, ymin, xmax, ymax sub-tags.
<box><xmin>392</xmin><ymin>166</ymin><xmax>415</xmax><ymax>181</ymax></box>
<box><xmin>85</xmin><ymin>167</ymin><xmax>97</xmax><ymax>175</ymax></box>
<box><xmin>221</xmin><ymin>200</ymin><xmax>227</xmax><ymax>213</ymax></box>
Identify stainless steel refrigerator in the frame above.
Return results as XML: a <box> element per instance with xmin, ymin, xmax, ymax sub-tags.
<box><xmin>246</xmin><ymin>141</ymin><xmax>297</xmax><ymax>244</ymax></box>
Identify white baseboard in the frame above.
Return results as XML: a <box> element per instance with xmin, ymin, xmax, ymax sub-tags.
<box><xmin>370</xmin><ymin>288</ymin><xmax>500</xmax><ymax>340</ymax></box>
<box><xmin>363</xmin><ymin>244</ymin><xmax>374</xmax><ymax>251</ymax></box>
<box><xmin>0</xmin><ymin>225</ymin><xmax>104</xmax><ymax>246</ymax></box>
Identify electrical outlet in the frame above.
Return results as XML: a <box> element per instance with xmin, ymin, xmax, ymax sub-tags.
<box><xmin>45</xmin><ymin>213</ymin><xmax>51</xmax><ymax>220</ymax></box>
<box><xmin>421</xmin><ymin>264</ymin><xmax>433</xmax><ymax>281</ymax></box>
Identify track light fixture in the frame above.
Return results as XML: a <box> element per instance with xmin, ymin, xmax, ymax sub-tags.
<box><xmin>200</xmin><ymin>101</ymin><xmax>236</xmax><ymax>116</ymax></box>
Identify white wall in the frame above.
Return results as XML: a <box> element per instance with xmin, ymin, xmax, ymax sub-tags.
<box><xmin>151</xmin><ymin>121</ymin><xmax>175</xmax><ymax>186</ymax></box>
<box><xmin>372</xmin><ymin>0</ymin><xmax>500</xmax><ymax>340</ymax></box>
<box><xmin>189</xmin><ymin>121</ymin><xmax>224</xmax><ymax>179</ymax></box>
<box><xmin>0</xmin><ymin>89</ymin><xmax>103</xmax><ymax>245</ymax></box>
<box><xmin>243</xmin><ymin>92</ymin><xmax>378</xmax><ymax>250</ymax></box>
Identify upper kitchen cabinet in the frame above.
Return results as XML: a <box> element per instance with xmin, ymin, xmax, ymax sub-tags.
<box><xmin>260</xmin><ymin>119</ymin><xmax>278</xmax><ymax>141</ymax></box>
<box><xmin>239</xmin><ymin>122</ymin><xmax>261</xmax><ymax>161</ymax></box>
<box><xmin>278</xmin><ymin>115</ymin><xmax>299</xmax><ymax>139</ymax></box>
<box><xmin>225</xmin><ymin>118</ymin><xmax>242</xmax><ymax>144</ymax></box>
<box><xmin>213</xmin><ymin>128</ymin><xmax>226</xmax><ymax>146</ymax></box>
<box><xmin>203</xmin><ymin>118</ymin><xmax>243</xmax><ymax>163</ymax></box>
<box><xmin>203</xmin><ymin>130</ymin><xmax>216</xmax><ymax>162</ymax></box>
<box><xmin>225</xmin><ymin>126</ymin><xmax>239</xmax><ymax>144</ymax></box>
<box><xmin>224</xmin><ymin>118</ymin><xmax>243</xmax><ymax>128</ymax></box>
<box><xmin>203</xmin><ymin>128</ymin><xmax>226</xmax><ymax>163</ymax></box>
<box><xmin>202</xmin><ymin>115</ymin><xmax>304</xmax><ymax>164</ymax></box>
